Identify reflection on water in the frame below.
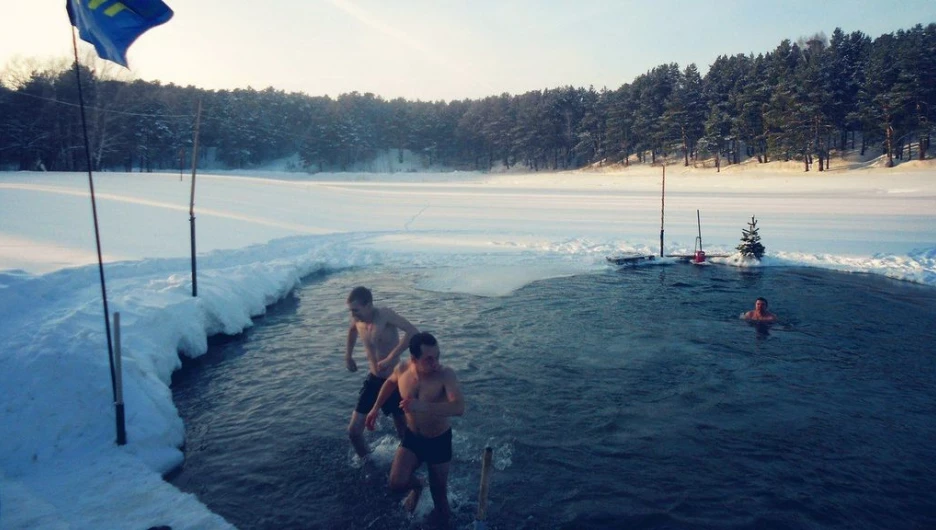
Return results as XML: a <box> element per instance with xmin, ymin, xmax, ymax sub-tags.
<box><xmin>746</xmin><ymin>321</ymin><xmax>774</xmax><ymax>339</ymax></box>
<box><xmin>169</xmin><ymin>265</ymin><xmax>936</xmax><ymax>529</ymax></box>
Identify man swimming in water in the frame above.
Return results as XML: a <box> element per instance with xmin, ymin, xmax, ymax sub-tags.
<box><xmin>345</xmin><ymin>286</ymin><xmax>419</xmax><ymax>458</ymax></box>
<box><xmin>742</xmin><ymin>296</ymin><xmax>777</xmax><ymax>322</ymax></box>
<box><xmin>365</xmin><ymin>332</ymin><xmax>465</xmax><ymax>526</ymax></box>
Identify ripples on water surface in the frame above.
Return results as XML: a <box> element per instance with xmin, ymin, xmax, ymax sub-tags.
<box><xmin>169</xmin><ymin>264</ymin><xmax>936</xmax><ymax>529</ymax></box>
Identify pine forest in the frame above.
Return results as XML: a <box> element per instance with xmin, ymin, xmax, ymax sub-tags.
<box><xmin>1</xmin><ymin>25</ymin><xmax>934</xmax><ymax>173</ymax></box>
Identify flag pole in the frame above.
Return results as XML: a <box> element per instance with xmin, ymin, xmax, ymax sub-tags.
<box><xmin>71</xmin><ymin>28</ymin><xmax>120</xmax><ymax>441</ymax></box>
<box><xmin>113</xmin><ymin>312</ymin><xmax>126</xmax><ymax>445</ymax></box>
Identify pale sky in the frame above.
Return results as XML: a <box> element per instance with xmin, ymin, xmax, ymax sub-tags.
<box><xmin>2</xmin><ymin>1</ymin><xmax>935</xmax><ymax>101</ymax></box>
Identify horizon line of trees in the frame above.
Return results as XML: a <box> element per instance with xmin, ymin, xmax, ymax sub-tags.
<box><xmin>1</xmin><ymin>24</ymin><xmax>934</xmax><ymax>174</ymax></box>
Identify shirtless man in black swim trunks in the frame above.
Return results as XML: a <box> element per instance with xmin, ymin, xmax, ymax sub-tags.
<box><xmin>346</xmin><ymin>286</ymin><xmax>419</xmax><ymax>458</ymax></box>
<box><xmin>365</xmin><ymin>332</ymin><xmax>464</xmax><ymax>525</ymax></box>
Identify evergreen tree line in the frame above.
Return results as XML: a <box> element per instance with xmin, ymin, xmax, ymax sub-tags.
<box><xmin>1</xmin><ymin>24</ymin><xmax>934</xmax><ymax>173</ymax></box>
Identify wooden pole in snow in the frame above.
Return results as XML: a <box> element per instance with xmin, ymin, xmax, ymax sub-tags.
<box><xmin>474</xmin><ymin>447</ymin><xmax>494</xmax><ymax>529</ymax></box>
<box><xmin>189</xmin><ymin>100</ymin><xmax>201</xmax><ymax>297</ymax></box>
<box><xmin>659</xmin><ymin>162</ymin><xmax>666</xmax><ymax>257</ymax></box>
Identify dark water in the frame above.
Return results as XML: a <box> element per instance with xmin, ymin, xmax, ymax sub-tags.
<box><xmin>168</xmin><ymin>264</ymin><xmax>936</xmax><ymax>529</ymax></box>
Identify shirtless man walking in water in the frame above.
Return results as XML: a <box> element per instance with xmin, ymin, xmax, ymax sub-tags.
<box><xmin>366</xmin><ymin>332</ymin><xmax>465</xmax><ymax>526</ymax></box>
<box><xmin>346</xmin><ymin>286</ymin><xmax>419</xmax><ymax>458</ymax></box>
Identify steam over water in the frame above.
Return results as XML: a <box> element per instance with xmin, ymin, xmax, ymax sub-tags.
<box><xmin>170</xmin><ymin>264</ymin><xmax>936</xmax><ymax>529</ymax></box>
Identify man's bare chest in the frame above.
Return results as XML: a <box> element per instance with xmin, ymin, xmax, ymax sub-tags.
<box><xmin>401</xmin><ymin>376</ymin><xmax>445</xmax><ymax>401</ymax></box>
<box><xmin>356</xmin><ymin>320</ymin><xmax>396</xmax><ymax>345</ymax></box>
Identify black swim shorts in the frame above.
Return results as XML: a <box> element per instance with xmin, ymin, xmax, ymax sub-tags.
<box><xmin>355</xmin><ymin>373</ymin><xmax>403</xmax><ymax>416</ymax></box>
<box><xmin>401</xmin><ymin>427</ymin><xmax>453</xmax><ymax>465</ymax></box>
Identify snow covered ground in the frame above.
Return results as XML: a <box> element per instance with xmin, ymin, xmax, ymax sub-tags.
<box><xmin>1</xmin><ymin>160</ymin><xmax>934</xmax><ymax>528</ymax></box>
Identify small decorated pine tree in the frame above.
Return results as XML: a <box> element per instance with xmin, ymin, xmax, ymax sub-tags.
<box><xmin>737</xmin><ymin>215</ymin><xmax>766</xmax><ymax>260</ymax></box>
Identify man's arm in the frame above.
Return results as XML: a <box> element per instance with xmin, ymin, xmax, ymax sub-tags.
<box><xmin>376</xmin><ymin>308</ymin><xmax>419</xmax><ymax>369</ymax></box>
<box><xmin>401</xmin><ymin>368</ymin><xmax>465</xmax><ymax>417</ymax></box>
<box><xmin>364</xmin><ymin>368</ymin><xmax>401</xmax><ymax>430</ymax></box>
<box><xmin>345</xmin><ymin>322</ymin><xmax>358</xmax><ymax>372</ymax></box>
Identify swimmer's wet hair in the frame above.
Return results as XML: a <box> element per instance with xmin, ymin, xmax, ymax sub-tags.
<box><xmin>347</xmin><ymin>286</ymin><xmax>372</xmax><ymax>305</ymax></box>
<box><xmin>409</xmin><ymin>332</ymin><xmax>437</xmax><ymax>359</ymax></box>
<box><xmin>756</xmin><ymin>297</ymin><xmax>768</xmax><ymax>305</ymax></box>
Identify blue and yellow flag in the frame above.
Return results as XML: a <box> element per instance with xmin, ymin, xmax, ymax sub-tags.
<box><xmin>66</xmin><ymin>0</ymin><xmax>173</xmax><ymax>67</ymax></box>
